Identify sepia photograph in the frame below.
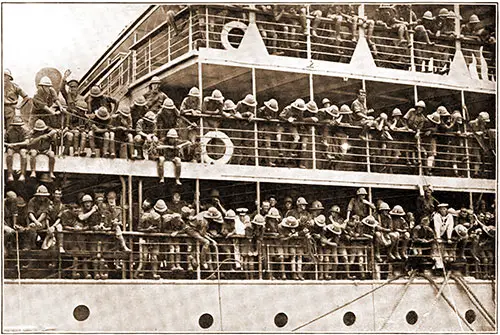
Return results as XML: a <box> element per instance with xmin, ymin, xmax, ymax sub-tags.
<box><xmin>1</xmin><ymin>2</ymin><xmax>497</xmax><ymax>333</ymax></box>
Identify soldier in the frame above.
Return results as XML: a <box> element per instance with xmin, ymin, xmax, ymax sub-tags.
<box><xmin>5</xmin><ymin>116</ymin><xmax>30</xmax><ymax>182</ymax></box>
<box><xmin>26</xmin><ymin>186</ymin><xmax>52</xmax><ymax>249</ymax></box>
<box><xmin>461</xmin><ymin>14</ymin><xmax>482</xmax><ymax>41</ymax></box>
<box><xmin>258</xmin><ymin>98</ymin><xmax>280</xmax><ymax>166</ymax></box>
<box><xmin>103</xmin><ymin>191</ymin><xmax>130</xmax><ymax>252</ymax></box>
<box><xmin>322</xmin><ymin>220</ymin><xmax>343</xmax><ymax>279</ymax></box>
<box><xmin>350</xmin><ymin>89</ymin><xmax>376</xmax><ymax>140</ymax></box>
<box><xmin>60</xmin><ymin>70</ymin><xmax>85</xmax><ymax>139</ymax></box>
<box><xmin>89</xmin><ymin>106</ymin><xmax>114</xmax><ymax>158</ymax></box>
<box><xmin>468</xmin><ymin>111</ymin><xmax>493</xmax><ymax>177</ymax></box>
<box><xmin>278</xmin><ymin>216</ymin><xmax>300</xmax><ymax>280</ymax></box>
<box><xmin>156</xmin><ymin>98</ymin><xmax>180</xmax><ymax>141</ymax></box>
<box><xmin>286</xmin><ymin>197</ymin><xmax>312</xmax><ymax>280</ymax></box>
<box><xmin>3</xmin><ymin>191</ymin><xmax>18</xmax><ymax>254</ymax></box>
<box><xmin>162</xmin><ymin>212</ymin><xmax>185</xmax><ymax>272</ymax></box>
<box><xmin>202</xmin><ymin>207</ymin><xmax>224</xmax><ymax>271</ymax></box>
<box><xmin>346</xmin><ymin>187</ymin><xmax>376</xmax><ymax>222</ymax></box>
<box><xmin>411</xmin><ymin>216</ymin><xmax>435</xmax><ymax>256</ymax></box>
<box><xmin>419</xmin><ymin>111</ymin><xmax>441</xmax><ymax>175</ymax></box>
<box><xmin>180</xmin><ymin>87</ymin><xmax>202</xmax><ymax>115</ymax></box>
<box><xmin>219</xmin><ymin>209</ymin><xmax>240</xmax><ymax>272</ymax></box>
<box><xmin>156</xmin><ymin>128</ymin><xmax>191</xmax><ymax>185</ymax></box>
<box><xmin>86</xmin><ymin>86</ymin><xmax>118</xmax><ymax>118</ymax></box>
<box><xmin>59</xmin><ymin>203</ymin><xmax>88</xmax><ymax>278</ymax></box>
<box><xmin>375</xmin><ymin>4</ymin><xmax>410</xmax><ymax>46</ymax></box>
<box><xmin>75</xmin><ymin>194</ymin><xmax>102</xmax><ymax>279</ymax></box>
<box><xmin>110</xmin><ymin>106</ymin><xmax>134</xmax><ymax>159</ymax></box>
<box><xmin>28</xmin><ymin>119</ymin><xmax>57</xmax><ymax>179</ymax></box>
<box><xmin>402</xmin><ymin>100</ymin><xmax>427</xmax><ymax>166</ymax></box>
<box><xmin>133</xmin><ymin>111</ymin><xmax>158</xmax><ymax>160</ymax></box>
<box><xmin>234</xmin><ymin>94</ymin><xmax>257</xmax><ymax>165</ymax></box>
<box><xmin>256</xmin><ymin>5</ymin><xmax>279</xmax><ymax>54</ymax></box>
<box><xmin>390</xmin><ymin>205</ymin><xmax>410</xmax><ymax>260</ymax></box>
<box><xmin>282</xmin><ymin>196</ymin><xmax>294</xmax><ymax>216</ymax></box>
<box><xmin>373</xmin><ymin>202</ymin><xmax>394</xmax><ymax>262</ymax></box>
<box><xmin>414</xmin><ymin>11</ymin><xmax>437</xmax><ymax>70</ymax></box>
<box><xmin>452</xmin><ymin>223</ymin><xmax>469</xmax><ymax>262</ymax></box>
<box><xmin>310</xmin><ymin>214</ymin><xmax>328</xmax><ymax>279</ymax></box>
<box><xmin>416</xmin><ymin>184</ymin><xmax>439</xmax><ymax>223</ymax></box>
<box><xmin>31</xmin><ymin>76</ymin><xmax>64</xmax><ymax>129</ymax></box>
<box><xmin>344</xmin><ymin>215</ymin><xmax>365</xmax><ymax>278</ymax></box>
<box><xmin>203</xmin><ymin>89</ymin><xmax>224</xmax><ymax>129</ymax></box>
<box><xmin>166</xmin><ymin>191</ymin><xmax>188</xmax><ymax>214</ymax></box>
<box><xmin>45</xmin><ymin>189</ymin><xmax>66</xmax><ymax>254</ymax></box>
<box><xmin>135</xmin><ymin>199</ymin><xmax>164</xmax><ymax>279</ymax></box>
<box><xmin>263</xmin><ymin>207</ymin><xmax>281</xmax><ymax>279</ymax></box>
<box><xmin>241</xmin><ymin>214</ymin><xmax>265</xmax><ymax>279</ymax></box>
<box><xmin>203</xmin><ymin>189</ymin><xmax>227</xmax><ymax>217</ymax></box>
<box><xmin>16</xmin><ymin>196</ymin><xmax>31</xmax><ymax>252</ymax></box>
<box><xmin>130</xmin><ymin>96</ymin><xmax>148</xmax><ymax>128</ymax></box>
<box><xmin>279</xmin><ymin>98</ymin><xmax>311</xmax><ymax>167</ymax></box>
<box><xmin>179</xmin><ymin>87</ymin><xmax>201</xmax><ymax>159</ymax></box>
<box><xmin>73</xmin><ymin>101</ymin><xmax>94</xmax><ymax>157</ymax></box>
<box><xmin>4</xmin><ymin>69</ymin><xmax>29</xmax><ymax>127</ymax></box>
<box><xmin>144</xmin><ymin>76</ymin><xmax>168</xmax><ymax>114</ymax></box>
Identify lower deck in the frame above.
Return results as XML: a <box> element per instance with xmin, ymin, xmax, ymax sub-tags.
<box><xmin>3</xmin><ymin>278</ymin><xmax>496</xmax><ymax>332</ymax></box>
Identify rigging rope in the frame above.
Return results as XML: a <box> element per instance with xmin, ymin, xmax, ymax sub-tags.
<box><xmin>379</xmin><ymin>270</ymin><xmax>416</xmax><ymax>330</ymax></box>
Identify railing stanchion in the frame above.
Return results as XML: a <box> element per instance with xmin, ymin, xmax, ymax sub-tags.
<box><xmin>205</xmin><ymin>7</ymin><xmax>209</xmax><ymax>48</ymax></box>
<box><xmin>147</xmin><ymin>38</ymin><xmax>152</xmax><ymax>73</ymax></box>
<box><xmin>306</xmin><ymin>5</ymin><xmax>311</xmax><ymax>61</ymax></box>
<box><xmin>258</xmin><ymin>241</ymin><xmax>263</xmax><ymax>280</ymax></box>
<box><xmin>128</xmin><ymin>175</ymin><xmax>134</xmax><ymax>279</ymax></box>
<box><xmin>196</xmin><ymin>240</ymin><xmax>201</xmax><ymax>280</ymax></box>
<box><xmin>417</xmin><ymin>132</ymin><xmax>423</xmax><ymax>176</ymax></box>
<box><xmin>167</xmin><ymin>26</ymin><xmax>172</xmax><ymax>63</ymax></box>
<box><xmin>312</xmin><ymin>126</ymin><xmax>316</xmax><ymax>169</ymax></box>
<box><xmin>366</xmin><ymin>132</ymin><xmax>371</xmax><ymax>173</ymax></box>
<box><xmin>188</xmin><ymin>7</ymin><xmax>193</xmax><ymax>51</ymax></box>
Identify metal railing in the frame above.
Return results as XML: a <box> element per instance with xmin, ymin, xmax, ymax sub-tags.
<box><xmin>4</xmin><ymin>231</ymin><xmax>495</xmax><ymax>280</ymax></box>
<box><xmin>96</xmin><ymin>52</ymin><xmax>134</xmax><ymax>100</ymax></box>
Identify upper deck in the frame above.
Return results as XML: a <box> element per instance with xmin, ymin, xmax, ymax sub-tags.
<box><xmin>78</xmin><ymin>4</ymin><xmax>496</xmax><ymax>100</ymax></box>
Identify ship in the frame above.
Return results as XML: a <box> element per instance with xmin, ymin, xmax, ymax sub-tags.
<box><xmin>3</xmin><ymin>4</ymin><xmax>497</xmax><ymax>333</ymax></box>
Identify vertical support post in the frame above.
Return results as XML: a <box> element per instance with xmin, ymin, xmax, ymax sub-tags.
<box><xmin>306</xmin><ymin>5</ymin><xmax>311</xmax><ymax>61</ymax></box>
<box><xmin>138</xmin><ymin>179</ymin><xmax>143</xmax><ymax>218</ymax></box>
<box><xmin>120</xmin><ymin>176</ymin><xmax>127</xmax><ymax>279</ymax></box>
<box><xmin>252</xmin><ymin>67</ymin><xmax>259</xmax><ymax>167</ymax></box>
<box><xmin>195</xmin><ymin>178</ymin><xmax>200</xmax><ymax>214</ymax></box>
<box><xmin>414</xmin><ymin>85</ymin><xmax>423</xmax><ymax>175</ymax></box>
<box><xmin>454</xmin><ymin>4</ymin><xmax>462</xmax><ymax>52</ymax></box>
<box><xmin>256</xmin><ymin>181</ymin><xmax>261</xmax><ymax>215</ymax></box>
<box><xmin>167</xmin><ymin>26</ymin><xmax>172</xmax><ymax>63</ymax></box>
<box><xmin>461</xmin><ymin>90</ymin><xmax>471</xmax><ymax>178</ymax></box>
<box><xmin>196</xmin><ymin>241</ymin><xmax>201</xmax><ymax>280</ymax></box>
<box><xmin>469</xmin><ymin>192</ymin><xmax>474</xmax><ymax>210</ymax></box>
<box><xmin>131</xmin><ymin>50</ymin><xmax>137</xmax><ymax>82</ymax></box>
<box><xmin>409</xmin><ymin>5</ymin><xmax>415</xmax><ymax>72</ymax></box>
<box><xmin>312</xmin><ymin>126</ymin><xmax>316</xmax><ymax>169</ymax></box>
<box><xmin>362</xmin><ymin>79</ymin><xmax>370</xmax><ymax>172</ymax></box>
<box><xmin>358</xmin><ymin>4</ymin><xmax>365</xmax><ymax>39</ymax></box>
<box><xmin>188</xmin><ymin>8</ymin><xmax>193</xmax><ymax>52</ymax></box>
<box><xmin>368</xmin><ymin>186</ymin><xmax>373</xmax><ymax>216</ymax></box>
<box><xmin>147</xmin><ymin>38</ymin><xmax>152</xmax><ymax>73</ymax></box>
<box><xmin>198</xmin><ymin>61</ymin><xmax>205</xmax><ymax>164</ymax></box>
<box><xmin>205</xmin><ymin>7</ymin><xmax>210</xmax><ymax>48</ymax></box>
<box><xmin>128</xmin><ymin>175</ymin><xmax>133</xmax><ymax>279</ymax></box>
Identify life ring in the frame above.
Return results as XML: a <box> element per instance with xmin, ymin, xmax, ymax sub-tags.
<box><xmin>221</xmin><ymin>21</ymin><xmax>247</xmax><ymax>51</ymax></box>
<box><xmin>200</xmin><ymin>130</ymin><xmax>234</xmax><ymax>165</ymax></box>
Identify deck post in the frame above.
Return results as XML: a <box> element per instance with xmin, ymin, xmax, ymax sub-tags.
<box><xmin>461</xmin><ymin>90</ymin><xmax>472</xmax><ymax>179</ymax></box>
<box><xmin>454</xmin><ymin>4</ymin><xmax>462</xmax><ymax>52</ymax></box>
<box><xmin>119</xmin><ymin>176</ymin><xmax>127</xmax><ymax>279</ymax></box>
<box><xmin>195</xmin><ymin>178</ymin><xmax>200</xmax><ymax>214</ymax></box>
<box><xmin>252</xmin><ymin>67</ymin><xmax>259</xmax><ymax>167</ymax></box>
<box><xmin>409</xmin><ymin>5</ymin><xmax>415</xmax><ymax>72</ymax></box>
<box><xmin>205</xmin><ymin>7</ymin><xmax>210</xmax><ymax>48</ymax></box>
<box><xmin>167</xmin><ymin>26</ymin><xmax>172</xmax><ymax>63</ymax></box>
<box><xmin>306</xmin><ymin>5</ymin><xmax>311</xmax><ymax>61</ymax></box>
<box><xmin>128</xmin><ymin>175</ymin><xmax>133</xmax><ymax>279</ymax></box>
<box><xmin>148</xmin><ymin>38</ymin><xmax>152</xmax><ymax>73</ymax></box>
<box><xmin>188</xmin><ymin>8</ymin><xmax>193</xmax><ymax>51</ymax></box>
<box><xmin>198</xmin><ymin>61</ymin><xmax>204</xmax><ymax>164</ymax></box>
<box><xmin>414</xmin><ymin>85</ymin><xmax>423</xmax><ymax>176</ymax></box>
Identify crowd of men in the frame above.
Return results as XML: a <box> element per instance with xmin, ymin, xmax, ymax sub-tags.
<box><xmin>4</xmin><ymin>69</ymin><xmax>495</xmax><ymax>182</ymax></box>
<box><xmin>4</xmin><ymin>183</ymin><xmax>495</xmax><ymax>280</ymax></box>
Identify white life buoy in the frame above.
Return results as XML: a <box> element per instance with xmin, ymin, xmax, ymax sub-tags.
<box><xmin>221</xmin><ymin>21</ymin><xmax>248</xmax><ymax>51</ymax></box>
<box><xmin>200</xmin><ymin>130</ymin><xmax>234</xmax><ymax>165</ymax></box>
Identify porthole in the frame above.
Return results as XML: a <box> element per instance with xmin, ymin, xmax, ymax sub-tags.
<box><xmin>73</xmin><ymin>305</ymin><xmax>90</xmax><ymax>321</ymax></box>
<box><xmin>199</xmin><ymin>313</ymin><xmax>214</xmax><ymax>329</ymax></box>
<box><xmin>274</xmin><ymin>312</ymin><xmax>288</xmax><ymax>328</ymax></box>
<box><xmin>343</xmin><ymin>311</ymin><xmax>356</xmax><ymax>326</ymax></box>
<box><xmin>406</xmin><ymin>310</ymin><xmax>418</xmax><ymax>325</ymax></box>
<box><xmin>465</xmin><ymin>309</ymin><xmax>476</xmax><ymax>324</ymax></box>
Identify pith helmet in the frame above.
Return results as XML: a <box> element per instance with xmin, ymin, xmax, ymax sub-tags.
<box><xmin>35</xmin><ymin>186</ymin><xmax>51</xmax><ymax>197</ymax></box>
<box><xmin>90</xmin><ymin>86</ymin><xmax>103</xmax><ymax>97</ymax></box>
<box><xmin>423</xmin><ymin>11</ymin><xmax>434</xmax><ymax>20</ymax></box>
<box><xmin>392</xmin><ymin>108</ymin><xmax>402</xmax><ymax>117</ymax></box>
<box><xmin>188</xmin><ymin>87</ymin><xmax>200</xmax><ymax>97</ymax></box>
<box><xmin>340</xmin><ymin>104</ymin><xmax>353</xmax><ymax>115</ymax></box>
<box><xmin>150</xmin><ymin>76</ymin><xmax>161</xmax><ymax>85</ymax></box>
<box><xmin>154</xmin><ymin>200</ymin><xmax>168</xmax><ymax>213</ymax></box>
<box><xmin>4</xmin><ymin>69</ymin><xmax>13</xmax><ymax>80</ymax></box>
<box><xmin>252</xmin><ymin>214</ymin><xmax>266</xmax><ymax>226</ymax></box>
<box><xmin>264</xmin><ymin>99</ymin><xmax>279</xmax><ymax>112</ymax></box>
<box><xmin>119</xmin><ymin>106</ymin><xmax>131</xmax><ymax>116</ymax></box>
<box><xmin>10</xmin><ymin>115</ymin><xmax>24</xmax><ymax>126</ymax></box>
<box><xmin>281</xmin><ymin>216</ymin><xmax>299</xmax><ymax>228</ymax></box>
<box><xmin>426</xmin><ymin>112</ymin><xmax>441</xmax><ymax>125</ymax></box>
<box><xmin>322</xmin><ymin>98</ymin><xmax>331</xmax><ymax>105</ymax></box>
<box><xmin>33</xmin><ymin>119</ymin><xmax>48</xmax><ymax>131</ymax></box>
<box><xmin>330</xmin><ymin>105</ymin><xmax>339</xmax><ymax>113</ymax></box>
<box><xmin>451</xmin><ymin>111</ymin><xmax>463</xmax><ymax>123</ymax></box>
<box><xmin>438</xmin><ymin>8</ymin><xmax>449</xmax><ymax>17</ymax></box>
<box><xmin>81</xmin><ymin>194</ymin><xmax>93</xmax><ymax>202</ymax></box>
<box><xmin>225</xmin><ymin>209</ymin><xmax>237</xmax><ymax>220</ymax></box>
<box><xmin>95</xmin><ymin>106</ymin><xmax>110</xmax><ymax>120</ymax></box>
<box><xmin>479</xmin><ymin>112</ymin><xmax>490</xmax><ymax>123</ymax></box>
<box><xmin>204</xmin><ymin>207</ymin><xmax>223</xmax><ymax>223</ymax></box>
<box><xmin>296</xmin><ymin>197</ymin><xmax>308</xmax><ymax>205</ymax></box>
<box><xmin>389</xmin><ymin>205</ymin><xmax>406</xmax><ymax>216</ymax></box>
<box><xmin>314</xmin><ymin>214</ymin><xmax>326</xmax><ymax>227</ymax></box>
<box><xmin>144</xmin><ymin>111</ymin><xmax>156</xmax><ymax>123</ymax></box>
<box><xmin>362</xmin><ymin>215</ymin><xmax>378</xmax><ymax>228</ymax></box>
<box><xmin>469</xmin><ymin>14</ymin><xmax>480</xmax><ymax>24</ymax></box>
<box><xmin>134</xmin><ymin>96</ymin><xmax>147</xmax><ymax>106</ymax></box>
<box><xmin>327</xmin><ymin>223</ymin><xmax>342</xmax><ymax>235</ymax></box>
<box><xmin>454</xmin><ymin>224</ymin><xmax>468</xmax><ymax>238</ymax></box>
<box><xmin>166</xmin><ymin>128</ymin><xmax>179</xmax><ymax>138</ymax></box>
<box><xmin>310</xmin><ymin>200</ymin><xmax>324</xmax><ymax>210</ymax></box>
<box><xmin>415</xmin><ymin>100</ymin><xmax>426</xmax><ymax>108</ymax></box>
<box><xmin>223</xmin><ymin>99</ymin><xmax>237</xmax><ymax>111</ymax></box>
<box><xmin>39</xmin><ymin>76</ymin><xmax>53</xmax><ymax>87</ymax></box>
<box><xmin>162</xmin><ymin>98</ymin><xmax>176</xmax><ymax>109</ymax></box>
<box><xmin>378</xmin><ymin>202</ymin><xmax>390</xmax><ymax>211</ymax></box>
<box><xmin>306</xmin><ymin>101</ymin><xmax>319</xmax><ymax>114</ymax></box>
<box><xmin>209</xmin><ymin>89</ymin><xmax>224</xmax><ymax>101</ymax></box>
<box><xmin>292</xmin><ymin>98</ymin><xmax>307</xmax><ymax>111</ymax></box>
<box><xmin>436</xmin><ymin>106</ymin><xmax>450</xmax><ymax>117</ymax></box>
<box><xmin>356</xmin><ymin>187</ymin><xmax>368</xmax><ymax>195</ymax></box>
<box><xmin>329</xmin><ymin>205</ymin><xmax>341</xmax><ymax>213</ymax></box>
<box><xmin>242</xmin><ymin>94</ymin><xmax>257</xmax><ymax>107</ymax></box>
<box><xmin>75</xmin><ymin>100</ymin><xmax>88</xmax><ymax>112</ymax></box>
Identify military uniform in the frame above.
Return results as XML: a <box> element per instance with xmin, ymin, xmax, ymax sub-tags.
<box><xmin>29</xmin><ymin>121</ymin><xmax>57</xmax><ymax>179</ymax></box>
<box><xmin>89</xmin><ymin>108</ymin><xmax>114</xmax><ymax>158</ymax></box>
<box><xmin>144</xmin><ymin>89</ymin><xmax>168</xmax><ymax>115</ymax></box>
<box><xmin>4</xmin><ymin>77</ymin><xmax>28</xmax><ymax>127</ymax></box>
<box><xmin>5</xmin><ymin>118</ymin><xmax>30</xmax><ymax>182</ymax></box>
<box><xmin>31</xmin><ymin>86</ymin><xmax>60</xmax><ymax>129</ymax></box>
<box><xmin>134</xmin><ymin>113</ymin><xmax>158</xmax><ymax>160</ymax></box>
<box><xmin>110</xmin><ymin>109</ymin><xmax>134</xmax><ymax>159</ymax></box>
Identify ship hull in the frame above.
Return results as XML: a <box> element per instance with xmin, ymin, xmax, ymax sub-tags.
<box><xmin>3</xmin><ymin>278</ymin><xmax>495</xmax><ymax>332</ymax></box>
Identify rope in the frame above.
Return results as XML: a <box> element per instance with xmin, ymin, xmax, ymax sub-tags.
<box><xmin>451</xmin><ymin>274</ymin><xmax>496</xmax><ymax>327</ymax></box>
<box><xmin>379</xmin><ymin>270</ymin><xmax>416</xmax><ymax>330</ymax></box>
<box><xmin>417</xmin><ymin>273</ymin><xmax>474</xmax><ymax>331</ymax></box>
<box><xmin>438</xmin><ymin>245</ymin><xmax>464</xmax><ymax>331</ymax></box>
<box><xmin>291</xmin><ymin>273</ymin><xmax>406</xmax><ymax>332</ymax></box>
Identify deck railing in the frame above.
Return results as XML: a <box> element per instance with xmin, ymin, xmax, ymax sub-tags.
<box><xmin>116</xmin><ymin>5</ymin><xmax>497</xmax><ymax>84</ymax></box>
<box><xmin>4</xmin><ymin>230</ymin><xmax>495</xmax><ymax>281</ymax></box>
